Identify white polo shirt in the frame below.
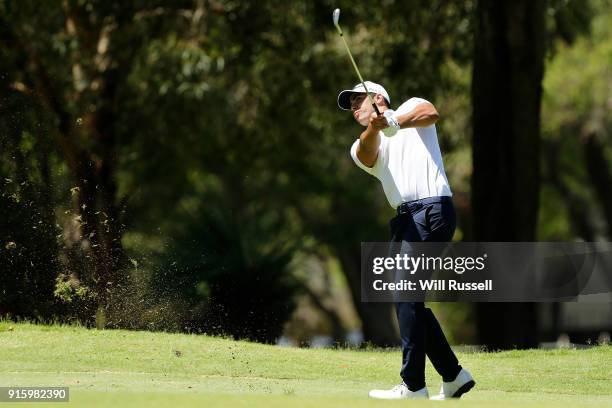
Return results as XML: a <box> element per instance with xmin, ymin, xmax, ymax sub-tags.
<box><xmin>350</xmin><ymin>97</ymin><xmax>452</xmax><ymax>209</ymax></box>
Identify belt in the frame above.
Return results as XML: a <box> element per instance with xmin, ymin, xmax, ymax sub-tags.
<box><xmin>396</xmin><ymin>196</ymin><xmax>452</xmax><ymax>216</ymax></box>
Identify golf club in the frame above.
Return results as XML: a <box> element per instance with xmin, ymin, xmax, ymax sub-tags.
<box><xmin>333</xmin><ymin>8</ymin><xmax>381</xmax><ymax>115</ymax></box>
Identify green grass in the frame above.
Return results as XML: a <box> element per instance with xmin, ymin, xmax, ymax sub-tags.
<box><xmin>0</xmin><ymin>321</ymin><xmax>610</xmax><ymax>407</ymax></box>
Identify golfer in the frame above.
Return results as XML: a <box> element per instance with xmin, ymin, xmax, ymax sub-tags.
<box><xmin>337</xmin><ymin>81</ymin><xmax>475</xmax><ymax>400</ymax></box>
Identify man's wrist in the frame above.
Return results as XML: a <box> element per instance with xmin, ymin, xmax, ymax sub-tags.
<box><xmin>382</xmin><ymin>110</ymin><xmax>400</xmax><ymax>136</ymax></box>
<box><xmin>364</xmin><ymin>125</ymin><xmax>379</xmax><ymax>137</ymax></box>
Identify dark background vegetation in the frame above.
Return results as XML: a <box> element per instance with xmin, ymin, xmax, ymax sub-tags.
<box><xmin>1</xmin><ymin>0</ymin><xmax>611</xmax><ymax>348</ymax></box>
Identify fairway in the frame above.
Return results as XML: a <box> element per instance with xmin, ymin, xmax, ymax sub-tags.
<box><xmin>0</xmin><ymin>322</ymin><xmax>610</xmax><ymax>407</ymax></box>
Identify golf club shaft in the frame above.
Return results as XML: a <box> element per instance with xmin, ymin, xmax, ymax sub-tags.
<box><xmin>337</xmin><ymin>33</ymin><xmax>381</xmax><ymax>115</ymax></box>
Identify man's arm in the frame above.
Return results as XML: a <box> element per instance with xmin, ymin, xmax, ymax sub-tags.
<box><xmin>395</xmin><ymin>101</ymin><xmax>439</xmax><ymax>128</ymax></box>
<box><xmin>356</xmin><ymin>112</ymin><xmax>388</xmax><ymax>167</ymax></box>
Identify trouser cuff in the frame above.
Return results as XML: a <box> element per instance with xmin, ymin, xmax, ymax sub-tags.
<box><xmin>442</xmin><ymin>365</ymin><xmax>462</xmax><ymax>383</ymax></box>
<box><xmin>403</xmin><ymin>380</ymin><xmax>426</xmax><ymax>392</ymax></box>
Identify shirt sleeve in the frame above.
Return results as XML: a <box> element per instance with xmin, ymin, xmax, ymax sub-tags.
<box><xmin>349</xmin><ymin>135</ymin><xmax>388</xmax><ymax>178</ymax></box>
<box><xmin>396</xmin><ymin>97</ymin><xmax>431</xmax><ymax>115</ymax></box>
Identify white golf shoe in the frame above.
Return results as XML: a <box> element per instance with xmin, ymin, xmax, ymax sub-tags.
<box><xmin>368</xmin><ymin>382</ymin><xmax>429</xmax><ymax>399</ymax></box>
<box><xmin>430</xmin><ymin>368</ymin><xmax>475</xmax><ymax>400</ymax></box>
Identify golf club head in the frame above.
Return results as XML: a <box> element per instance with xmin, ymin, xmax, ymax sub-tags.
<box><xmin>333</xmin><ymin>8</ymin><xmax>340</xmax><ymax>27</ymax></box>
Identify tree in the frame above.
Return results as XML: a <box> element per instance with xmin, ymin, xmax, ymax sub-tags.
<box><xmin>471</xmin><ymin>0</ymin><xmax>546</xmax><ymax>349</ymax></box>
<box><xmin>1</xmin><ymin>0</ymin><xmax>476</xmax><ymax>344</ymax></box>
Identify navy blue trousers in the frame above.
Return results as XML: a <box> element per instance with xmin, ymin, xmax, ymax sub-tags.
<box><xmin>390</xmin><ymin>196</ymin><xmax>461</xmax><ymax>391</ymax></box>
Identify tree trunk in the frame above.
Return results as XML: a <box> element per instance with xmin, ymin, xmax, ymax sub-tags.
<box><xmin>471</xmin><ymin>0</ymin><xmax>546</xmax><ymax>349</ymax></box>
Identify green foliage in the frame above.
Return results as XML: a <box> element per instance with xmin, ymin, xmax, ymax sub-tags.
<box><xmin>540</xmin><ymin>5</ymin><xmax>612</xmax><ymax>239</ymax></box>
<box><xmin>53</xmin><ymin>272</ymin><xmax>92</xmax><ymax>303</ymax></box>
<box><xmin>147</xmin><ymin>204</ymin><xmax>299</xmax><ymax>343</ymax></box>
<box><xmin>112</xmin><ymin>0</ymin><xmax>477</xmax><ymax>340</ymax></box>
<box><xmin>0</xmin><ymin>0</ymin><xmax>481</xmax><ymax>341</ymax></box>
<box><xmin>6</xmin><ymin>0</ymin><xmax>608</xmax><ymax>344</ymax></box>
